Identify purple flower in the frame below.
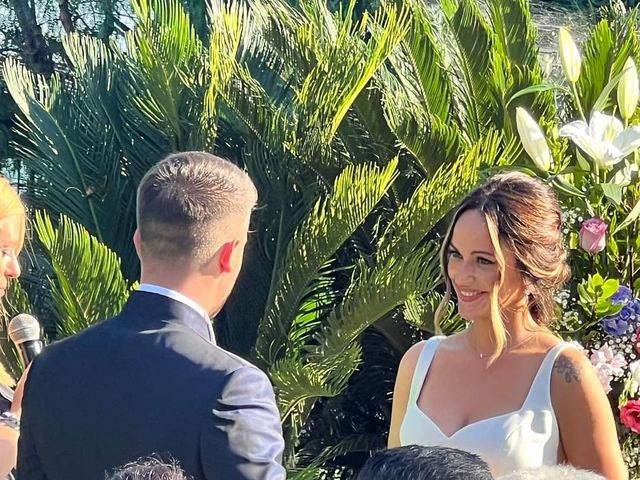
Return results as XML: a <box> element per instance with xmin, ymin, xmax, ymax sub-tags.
<box><xmin>611</xmin><ymin>286</ymin><xmax>633</xmax><ymax>305</ymax></box>
<box><xmin>602</xmin><ymin>314</ymin><xmax>630</xmax><ymax>336</ymax></box>
<box><xmin>631</xmin><ymin>299</ymin><xmax>640</xmax><ymax>317</ymax></box>
<box><xmin>618</xmin><ymin>305</ymin><xmax>634</xmax><ymax>321</ymax></box>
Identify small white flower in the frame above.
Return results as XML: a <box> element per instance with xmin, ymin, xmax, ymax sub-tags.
<box><xmin>559</xmin><ymin>111</ymin><xmax>640</xmax><ymax>169</ymax></box>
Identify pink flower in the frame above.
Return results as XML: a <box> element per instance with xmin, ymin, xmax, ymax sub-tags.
<box><xmin>590</xmin><ymin>345</ymin><xmax>628</xmax><ymax>393</ymax></box>
<box><xmin>579</xmin><ymin>218</ymin><xmax>607</xmax><ymax>254</ymax></box>
<box><xmin>594</xmin><ymin>365</ymin><xmax>614</xmax><ymax>393</ymax></box>
<box><xmin>620</xmin><ymin>399</ymin><xmax>640</xmax><ymax>434</ymax></box>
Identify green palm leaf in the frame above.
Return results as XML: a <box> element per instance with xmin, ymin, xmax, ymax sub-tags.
<box><xmin>489</xmin><ymin>0</ymin><xmax>538</xmax><ymax>70</ymax></box>
<box><xmin>443</xmin><ymin>0</ymin><xmax>496</xmax><ymax>138</ymax></box>
<box><xmin>271</xmin><ymin>342</ymin><xmax>361</xmax><ymax>421</ymax></box>
<box><xmin>253</xmin><ymin>159</ymin><xmax>398</xmax><ymax>367</ymax></box>
<box><xmin>311</xmin><ymin>241</ymin><xmax>441</xmax><ymax>361</ymax></box>
<box><xmin>576</xmin><ymin>16</ymin><xmax>637</xmax><ymax>116</ymax></box>
<box><xmin>33</xmin><ymin>212</ymin><xmax>131</xmax><ymax>337</ymax></box>
<box><xmin>294</xmin><ymin>1</ymin><xmax>410</xmax><ymax>154</ymax></box>
<box><xmin>379</xmin><ymin>130</ymin><xmax>517</xmax><ymax>261</ymax></box>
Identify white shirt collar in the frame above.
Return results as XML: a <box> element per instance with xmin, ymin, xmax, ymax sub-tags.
<box><xmin>137</xmin><ymin>283</ymin><xmax>216</xmax><ymax>344</ymax></box>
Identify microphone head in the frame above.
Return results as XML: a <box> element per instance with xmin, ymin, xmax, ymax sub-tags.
<box><xmin>8</xmin><ymin>314</ymin><xmax>41</xmax><ymax>345</ymax></box>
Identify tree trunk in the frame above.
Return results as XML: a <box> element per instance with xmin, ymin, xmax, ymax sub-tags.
<box><xmin>8</xmin><ymin>0</ymin><xmax>55</xmax><ymax>76</ymax></box>
<box><xmin>58</xmin><ymin>0</ymin><xmax>75</xmax><ymax>34</ymax></box>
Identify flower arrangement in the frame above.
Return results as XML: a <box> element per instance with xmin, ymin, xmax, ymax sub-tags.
<box><xmin>516</xmin><ymin>25</ymin><xmax>640</xmax><ymax>475</ymax></box>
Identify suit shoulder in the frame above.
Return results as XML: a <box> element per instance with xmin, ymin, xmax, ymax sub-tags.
<box><xmin>29</xmin><ymin>317</ymin><xmax>119</xmax><ymax>366</ymax></box>
<box><xmin>206</xmin><ymin>345</ymin><xmax>265</xmax><ymax>375</ymax></box>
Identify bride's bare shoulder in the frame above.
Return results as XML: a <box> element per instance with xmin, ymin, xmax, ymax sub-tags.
<box><xmin>399</xmin><ymin>333</ymin><xmax>463</xmax><ymax>371</ymax></box>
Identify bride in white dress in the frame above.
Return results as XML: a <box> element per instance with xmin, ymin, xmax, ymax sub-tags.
<box><xmin>388</xmin><ymin>172</ymin><xmax>627</xmax><ymax>479</ymax></box>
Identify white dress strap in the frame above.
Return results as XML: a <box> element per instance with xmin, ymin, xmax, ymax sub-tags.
<box><xmin>524</xmin><ymin>341</ymin><xmax>570</xmax><ymax>407</ymax></box>
<box><xmin>408</xmin><ymin>336</ymin><xmax>445</xmax><ymax>404</ymax></box>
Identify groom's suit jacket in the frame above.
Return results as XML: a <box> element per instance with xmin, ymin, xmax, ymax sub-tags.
<box><xmin>17</xmin><ymin>291</ymin><xmax>286</xmax><ymax>480</ymax></box>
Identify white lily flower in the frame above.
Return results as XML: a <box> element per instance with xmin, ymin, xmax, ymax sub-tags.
<box><xmin>515</xmin><ymin>107</ymin><xmax>552</xmax><ymax>171</ymax></box>
<box><xmin>612</xmin><ymin>161</ymin><xmax>639</xmax><ymax>186</ymax></box>
<box><xmin>559</xmin><ymin>111</ymin><xmax>640</xmax><ymax>169</ymax></box>
<box><xmin>618</xmin><ymin>57</ymin><xmax>639</xmax><ymax>121</ymax></box>
<box><xmin>559</xmin><ymin>27</ymin><xmax>581</xmax><ymax>83</ymax></box>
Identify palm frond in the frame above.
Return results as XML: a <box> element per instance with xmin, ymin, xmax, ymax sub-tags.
<box><xmin>311</xmin><ymin>241</ymin><xmax>440</xmax><ymax>360</ymax></box>
<box><xmin>294</xmin><ymin>2</ymin><xmax>410</xmax><ymax>153</ymax></box>
<box><xmin>489</xmin><ymin>0</ymin><xmax>538</xmax><ymax>70</ymax></box>
<box><xmin>443</xmin><ymin>0</ymin><xmax>497</xmax><ymax>138</ymax></box>
<box><xmin>398</xmin><ymin>0</ymin><xmax>454</xmax><ymax>123</ymax></box>
<box><xmin>575</xmin><ymin>18</ymin><xmax>638</xmax><ymax>115</ymax></box>
<box><xmin>33</xmin><ymin>212</ymin><xmax>131</xmax><ymax>337</ymax></box>
<box><xmin>254</xmin><ymin>159</ymin><xmax>398</xmax><ymax>367</ymax></box>
<box><xmin>378</xmin><ymin>130</ymin><xmax>516</xmax><ymax>261</ymax></box>
<box><xmin>271</xmin><ymin>342</ymin><xmax>362</xmax><ymax>421</ymax></box>
<box><xmin>307</xmin><ymin>433</ymin><xmax>384</xmax><ymax>469</ymax></box>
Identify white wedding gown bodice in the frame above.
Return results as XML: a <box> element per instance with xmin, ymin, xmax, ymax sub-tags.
<box><xmin>400</xmin><ymin>336</ymin><xmax>569</xmax><ymax>476</ymax></box>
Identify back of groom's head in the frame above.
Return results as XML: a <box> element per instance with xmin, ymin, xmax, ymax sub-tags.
<box><xmin>357</xmin><ymin>446</ymin><xmax>494</xmax><ymax>480</ymax></box>
<box><xmin>135</xmin><ymin>152</ymin><xmax>257</xmax><ymax>315</ymax></box>
<box><xmin>136</xmin><ymin>151</ymin><xmax>257</xmax><ymax>268</ymax></box>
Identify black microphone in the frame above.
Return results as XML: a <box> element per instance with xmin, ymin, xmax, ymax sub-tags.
<box><xmin>8</xmin><ymin>314</ymin><xmax>43</xmax><ymax>367</ymax></box>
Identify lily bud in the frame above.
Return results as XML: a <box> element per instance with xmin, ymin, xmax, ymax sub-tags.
<box><xmin>559</xmin><ymin>27</ymin><xmax>581</xmax><ymax>83</ymax></box>
<box><xmin>618</xmin><ymin>57</ymin><xmax>639</xmax><ymax>121</ymax></box>
<box><xmin>515</xmin><ymin>107</ymin><xmax>552</xmax><ymax>171</ymax></box>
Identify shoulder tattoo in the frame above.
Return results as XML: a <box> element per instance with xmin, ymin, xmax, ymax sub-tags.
<box><xmin>553</xmin><ymin>355</ymin><xmax>582</xmax><ymax>384</ymax></box>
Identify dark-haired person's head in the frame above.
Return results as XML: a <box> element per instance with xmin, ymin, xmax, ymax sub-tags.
<box><xmin>435</xmin><ymin>171</ymin><xmax>569</xmax><ymax>361</ymax></box>
<box><xmin>134</xmin><ymin>152</ymin><xmax>257</xmax><ymax>316</ymax></box>
<box><xmin>107</xmin><ymin>456</ymin><xmax>190</xmax><ymax>480</ymax></box>
<box><xmin>357</xmin><ymin>445</ymin><xmax>494</xmax><ymax>480</ymax></box>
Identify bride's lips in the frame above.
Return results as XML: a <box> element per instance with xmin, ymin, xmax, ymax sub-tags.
<box><xmin>455</xmin><ymin>288</ymin><xmax>487</xmax><ymax>303</ymax></box>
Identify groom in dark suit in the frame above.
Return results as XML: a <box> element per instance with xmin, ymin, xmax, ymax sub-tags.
<box><xmin>17</xmin><ymin>152</ymin><xmax>286</xmax><ymax>480</ymax></box>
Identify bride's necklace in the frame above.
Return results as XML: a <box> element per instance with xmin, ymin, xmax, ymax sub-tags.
<box><xmin>470</xmin><ymin>332</ymin><xmax>538</xmax><ymax>359</ymax></box>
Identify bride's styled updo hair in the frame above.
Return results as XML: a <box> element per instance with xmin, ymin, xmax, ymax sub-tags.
<box><xmin>435</xmin><ymin>171</ymin><xmax>571</xmax><ymax>359</ymax></box>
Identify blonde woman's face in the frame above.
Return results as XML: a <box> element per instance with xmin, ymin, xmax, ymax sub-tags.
<box><xmin>0</xmin><ymin>215</ymin><xmax>23</xmax><ymax>298</ymax></box>
<box><xmin>446</xmin><ymin>209</ymin><xmax>527</xmax><ymax>323</ymax></box>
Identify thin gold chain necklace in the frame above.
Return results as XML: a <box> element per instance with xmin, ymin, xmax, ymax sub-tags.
<box><xmin>471</xmin><ymin>332</ymin><xmax>538</xmax><ymax>359</ymax></box>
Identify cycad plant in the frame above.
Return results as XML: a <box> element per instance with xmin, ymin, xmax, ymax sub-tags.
<box><xmin>1</xmin><ymin>0</ymin><xmax>550</xmax><ymax>475</ymax></box>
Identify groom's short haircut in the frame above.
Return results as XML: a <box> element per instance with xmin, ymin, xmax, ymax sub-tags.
<box><xmin>137</xmin><ymin>151</ymin><xmax>257</xmax><ymax>267</ymax></box>
<box><xmin>357</xmin><ymin>446</ymin><xmax>494</xmax><ymax>480</ymax></box>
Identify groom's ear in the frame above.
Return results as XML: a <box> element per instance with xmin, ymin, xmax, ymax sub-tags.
<box><xmin>133</xmin><ymin>230</ymin><xmax>142</xmax><ymax>258</ymax></box>
<box><xmin>217</xmin><ymin>240</ymin><xmax>240</xmax><ymax>274</ymax></box>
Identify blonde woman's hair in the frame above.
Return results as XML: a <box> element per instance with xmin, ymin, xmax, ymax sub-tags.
<box><xmin>0</xmin><ymin>176</ymin><xmax>26</xmax><ymax>250</ymax></box>
<box><xmin>0</xmin><ymin>176</ymin><xmax>27</xmax><ymax>386</ymax></box>
<box><xmin>434</xmin><ymin>172</ymin><xmax>570</xmax><ymax>360</ymax></box>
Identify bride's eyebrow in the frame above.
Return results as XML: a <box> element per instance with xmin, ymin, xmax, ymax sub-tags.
<box><xmin>472</xmin><ymin>250</ymin><xmax>495</xmax><ymax>257</ymax></box>
<box><xmin>448</xmin><ymin>243</ymin><xmax>495</xmax><ymax>257</ymax></box>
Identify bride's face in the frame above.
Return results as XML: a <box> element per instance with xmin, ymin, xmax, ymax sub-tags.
<box><xmin>446</xmin><ymin>209</ymin><xmax>527</xmax><ymax>323</ymax></box>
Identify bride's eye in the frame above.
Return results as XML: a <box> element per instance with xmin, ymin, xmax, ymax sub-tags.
<box><xmin>477</xmin><ymin>257</ymin><xmax>495</xmax><ymax>265</ymax></box>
